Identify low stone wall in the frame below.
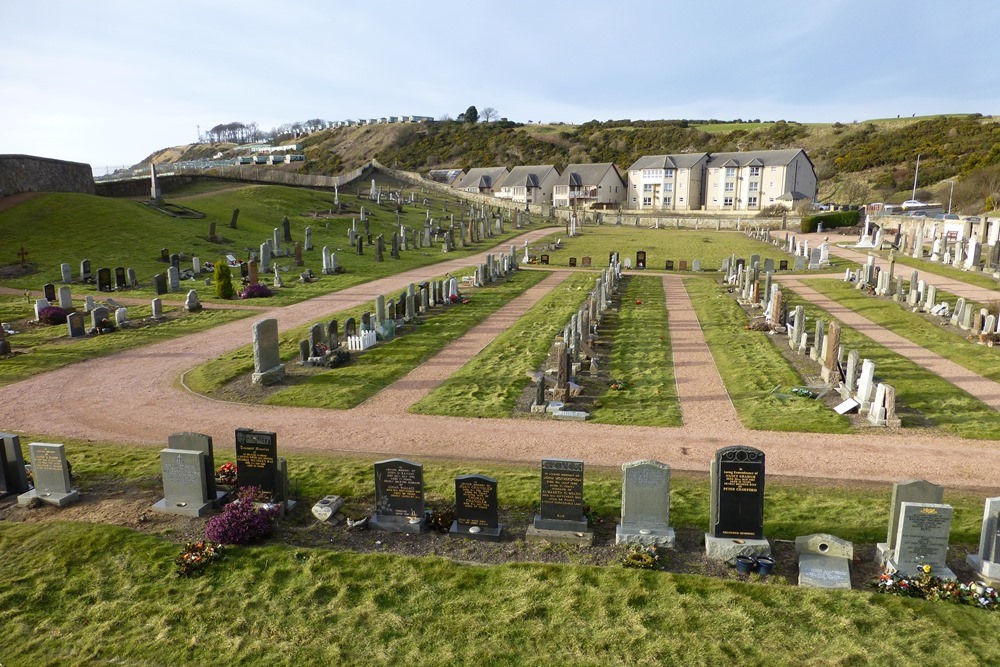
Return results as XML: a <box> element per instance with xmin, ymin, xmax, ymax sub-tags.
<box><xmin>0</xmin><ymin>154</ymin><xmax>95</xmax><ymax>197</ymax></box>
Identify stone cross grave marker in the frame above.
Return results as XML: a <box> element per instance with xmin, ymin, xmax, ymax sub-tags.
<box><xmin>449</xmin><ymin>474</ymin><xmax>502</xmax><ymax>541</ymax></box>
<box><xmin>370</xmin><ymin>459</ymin><xmax>426</xmax><ymax>533</ymax></box>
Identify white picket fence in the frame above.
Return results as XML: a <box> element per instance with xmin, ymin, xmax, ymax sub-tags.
<box><xmin>346</xmin><ymin>331</ymin><xmax>377</xmax><ymax>351</ymax></box>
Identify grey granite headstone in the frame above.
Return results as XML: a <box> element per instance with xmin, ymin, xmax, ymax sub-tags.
<box><xmin>877</xmin><ymin>479</ymin><xmax>944</xmax><ymax>564</ymax></box>
<box><xmin>795</xmin><ymin>533</ymin><xmax>853</xmax><ymax>589</ymax></box>
<box><xmin>616</xmin><ymin>460</ymin><xmax>674</xmax><ymax>547</ymax></box>
<box><xmin>66</xmin><ymin>311</ymin><xmax>86</xmax><ymax>338</ymax></box>
<box><xmin>151</xmin><ymin>449</ymin><xmax>212</xmax><ymax>517</ymax></box>
<box><xmin>967</xmin><ymin>496</ymin><xmax>1000</xmax><ymax>586</ymax></box>
<box><xmin>251</xmin><ymin>318</ymin><xmax>285</xmax><ymax>385</ymax></box>
<box><xmin>168</xmin><ymin>432</ymin><xmax>224</xmax><ymax>504</ymax></box>
<box><xmin>18</xmin><ymin>443</ymin><xmax>79</xmax><ymax>507</ymax></box>
<box><xmin>888</xmin><ymin>502</ymin><xmax>955</xmax><ymax>579</ymax></box>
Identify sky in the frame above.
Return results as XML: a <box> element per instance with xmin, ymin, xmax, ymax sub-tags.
<box><xmin>1</xmin><ymin>1</ymin><xmax>997</xmax><ymax>174</ymax></box>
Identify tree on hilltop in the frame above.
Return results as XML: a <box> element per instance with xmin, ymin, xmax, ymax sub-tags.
<box><xmin>457</xmin><ymin>106</ymin><xmax>479</xmax><ymax>124</ymax></box>
<box><xmin>481</xmin><ymin>107</ymin><xmax>498</xmax><ymax>122</ymax></box>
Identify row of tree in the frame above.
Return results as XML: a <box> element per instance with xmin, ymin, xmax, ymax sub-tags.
<box><xmin>203</xmin><ymin>119</ymin><xmax>334</xmax><ymax>145</ymax></box>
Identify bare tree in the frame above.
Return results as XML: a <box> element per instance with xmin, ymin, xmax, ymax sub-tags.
<box><xmin>481</xmin><ymin>107</ymin><xmax>498</xmax><ymax>122</ymax></box>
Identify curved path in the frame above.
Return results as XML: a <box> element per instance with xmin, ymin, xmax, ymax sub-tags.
<box><xmin>1</xmin><ymin>229</ymin><xmax>1000</xmax><ymax>489</ymax></box>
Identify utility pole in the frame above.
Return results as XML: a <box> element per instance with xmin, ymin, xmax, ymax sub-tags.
<box><xmin>911</xmin><ymin>154</ymin><xmax>921</xmax><ymax>202</ymax></box>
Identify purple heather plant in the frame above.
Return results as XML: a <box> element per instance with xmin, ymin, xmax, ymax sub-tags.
<box><xmin>38</xmin><ymin>306</ymin><xmax>71</xmax><ymax>325</ymax></box>
<box><xmin>204</xmin><ymin>486</ymin><xmax>280</xmax><ymax>545</ymax></box>
<box><xmin>239</xmin><ymin>283</ymin><xmax>273</xmax><ymax>299</ymax></box>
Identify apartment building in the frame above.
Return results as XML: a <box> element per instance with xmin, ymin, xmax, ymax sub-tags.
<box><xmin>495</xmin><ymin>165</ymin><xmax>561</xmax><ymax>205</ymax></box>
<box><xmin>626</xmin><ymin>154</ymin><xmax>708</xmax><ymax>211</ymax></box>
<box><xmin>552</xmin><ymin>163</ymin><xmax>625</xmax><ymax>208</ymax></box>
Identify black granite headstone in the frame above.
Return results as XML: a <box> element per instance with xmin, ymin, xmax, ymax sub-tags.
<box><xmin>569</xmin><ymin>257</ymin><xmax>577</xmax><ymax>267</ymax></box>
<box><xmin>779</xmin><ymin>259</ymin><xmax>789</xmax><ymax>271</ymax></box>
<box><xmin>160</xmin><ymin>248</ymin><xmax>170</xmax><ymax>263</ymax></box>
<box><xmin>665</xmin><ymin>260</ymin><xmax>675</xmax><ymax>271</ymax></box>
<box><xmin>97</xmin><ymin>268</ymin><xmax>112</xmax><ymax>292</ymax></box>
<box><xmin>114</xmin><ymin>267</ymin><xmax>127</xmax><ymax>289</ymax></box>
<box><xmin>450</xmin><ymin>474</ymin><xmax>502</xmax><ymax>541</ymax></box>
<box><xmin>0</xmin><ymin>433</ymin><xmax>30</xmax><ymax>495</ymax></box>
<box><xmin>710</xmin><ymin>446</ymin><xmax>765</xmax><ymax>540</ymax></box>
<box><xmin>282</xmin><ymin>216</ymin><xmax>292</xmax><ymax>243</ymax></box>
<box><xmin>374</xmin><ymin>459</ymin><xmax>424</xmax><ymax>519</ymax></box>
<box><xmin>344</xmin><ymin>317</ymin><xmax>357</xmax><ymax>338</ymax></box>
<box><xmin>540</xmin><ymin>254</ymin><xmax>549</xmax><ymax>265</ymax></box>
<box><xmin>540</xmin><ymin>458</ymin><xmax>584</xmax><ymax>523</ymax></box>
<box><xmin>235</xmin><ymin>428</ymin><xmax>278</xmax><ymax>497</ymax></box>
<box><xmin>636</xmin><ymin>251</ymin><xmax>647</xmax><ymax>269</ymax></box>
<box><xmin>43</xmin><ymin>283</ymin><xmax>56</xmax><ymax>302</ymax></box>
<box><xmin>154</xmin><ymin>273</ymin><xmax>168</xmax><ymax>295</ymax></box>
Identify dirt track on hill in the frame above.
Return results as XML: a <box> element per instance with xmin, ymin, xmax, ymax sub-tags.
<box><xmin>2</xmin><ymin>229</ymin><xmax>1000</xmax><ymax>490</ymax></box>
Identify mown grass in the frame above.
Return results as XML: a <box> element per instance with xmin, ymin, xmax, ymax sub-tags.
<box><xmin>779</xmin><ymin>283</ymin><xmax>1000</xmax><ymax>439</ymax></box>
<box><xmin>529</xmin><ymin>226</ymin><xmax>847</xmax><ymax>272</ymax></box>
<box><xmin>683</xmin><ymin>278</ymin><xmax>853</xmax><ymax>433</ymax></box>
<box><xmin>264</xmin><ymin>270</ymin><xmax>550</xmax><ymax>409</ymax></box>
<box><xmin>1</xmin><ymin>438</ymin><xmax>996</xmax><ymax>666</ymax></box>
<box><xmin>411</xmin><ymin>272</ymin><xmax>595</xmax><ymax>417</ymax></box>
<box><xmin>589</xmin><ymin>275</ymin><xmax>681</xmax><ymax>426</ymax></box>
<box><xmin>871</xmin><ymin>251</ymin><xmax>1000</xmax><ymax>290</ymax></box>
<box><xmin>0</xmin><ymin>295</ymin><xmax>252</xmax><ymax>386</ymax></box>
<box><xmin>0</xmin><ymin>183</ymin><xmax>544</xmax><ymax>306</ymax></box>
<box><xmin>802</xmin><ymin>278</ymin><xmax>1000</xmax><ymax>383</ymax></box>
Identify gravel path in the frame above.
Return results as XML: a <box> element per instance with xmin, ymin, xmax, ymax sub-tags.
<box><xmin>2</xmin><ymin>228</ymin><xmax>999</xmax><ymax>489</ymax></box>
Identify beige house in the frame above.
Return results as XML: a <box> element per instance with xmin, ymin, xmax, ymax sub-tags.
<box><xmin>495</xmin><ymin>165</ymin><xmax>561</xmax><ymax>205</ymax></box>
<box><xmin>626</xmin><ymin>148</ymin><xmax>816</xmax><ymax>211</ymax></box>
<box><xmin>703</xmin><ymin>149</ymin><xmax>816</xmax><ymax>211</ymax></box>
<box><xmin>552</xmin><ymin>163</ymin><xmax>625</xmax><ymax>208</ymax></box>
<box><xmin>454</xmin><ymin>167</ymin><xmax>510</xmax><ymax>195</ymax></box>
<box><xmin>626</xmin><ymin>154</ymin><xmax>708</xmax><ymax>211</ymax></box>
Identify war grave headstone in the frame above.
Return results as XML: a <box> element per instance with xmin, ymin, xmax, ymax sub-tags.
<box><xmin>706</xmin><ymin>446</ymin><xmax>769</xmax><ymax>559</ymax></box>
<box><xmin>168</xmin><ymin>432</ymin><xmax>225</xmax><ymax>504</ymax></box>
<box><xmin>97</xmin><ymin>268</ymin><xmax>113</xmax><ymax>292</ymax></box>
<box><xmin>966</xmin><ymin>496</ymin><xmax>1000</xmax><ymax>586</ymax></box>
<box><xmin>18</xmin><ymin>442</ymin><xmax>79</xmax><ymax>507</ymax></box>
<box><xmin>235</xmin><ymin>428</ymin><xmax>293</xmax><ymax>510</ymax></box>
<box><xmin>886</xmin><ymin>502</ymin><xmax>956</xmax><ymax>579</ymax></box>
<box><xmin>369</xmin><ymin>459</ymin><xmax>427</xmax><ymax>533</ymax></box>
<box><xmin>876</xmin><ymin>479</ymin><xmax>944</xmax><ymax>565</ymax></box>
<box><xmin>525</xmin><ymin>458</ymin><xmax>593</xmax><ymax>546</ymax></box>
<box><xmin>151</xmin><ymin>448</ymin><xmax>213</xmax><ymax>517</ymax></box>
<box><xmin>251</xmin><ymin>318</ymin><xmax>285</xmax><ymax>385</ymax></box>
<box><xmin>795</xmin><ymin>533</ymin><xmax>853</xmax><ymax>589</ymax></box>
<box><xmin>151</xmin><ymin>298</ymin><xmax>164</xmax><ymax>320</ymax></box>
<box><xmin>449</xmin><ymin>474</ymin><xmax>502</xmax><ymax>541</ymax></box>
<box><xmin>616</xmin><ymin>460</ymin><xmax>675</xmax><ymax>547</ymax></box>
<box><xmin>0</xmin><ymin>433</ymin><xmax>31</xmax><ymax>497</ymax></box>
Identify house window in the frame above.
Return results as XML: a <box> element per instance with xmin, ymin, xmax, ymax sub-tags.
<box><xmin>642</xmin><ymin>169</ymin><xmax>663</xmax><ymax>179</ymax></box>
<box><xmin>725</xmin><ymin>167</ymin><xmax>736</xmax><ymax>177</ymax></box>
<box><xmin>665</xmin><ymin>183</ymin><xmax>673</xmax><ymax>192</ymax></box>
<box><xmin>748</xmin><ymin>196</ymin><xmax>758</xmax><ymax>207</ymax></box>
<box><xmin>769</xmin><ymin>197</ymin><xmax>775</xmax><ymax>203</ymax></box>
<box><xmin>643</xmin><ymin>184</ymin><xmax>653</xmax><ymax>192</ymax></box>
<box><xmin>723</xmin><ymin>196</ymin><xmax>734</xmax><ymax>207</ymax></box>
<box><xmin>712</xmin><ymin>197</ymin><xmax>718</xmax><ymax>203</ymax></box>
<box><xmin>748</xmin><ymin>182</ymin><xmax>759</xmax><ymax>192</ymax></box>
<box><xmin>724</xmin><ymin>182</ymin><xmax>734</xmax><ymax>192</ymax></box>
<box><xmin>663</xmin><ymin>196</ymin><xmax>672</xmax><ymax>206</ymax></box>
<box><xmin>642</xmin><ymin>197</ymin><xmax>652</xmax><ymax>206</ymax></box>
<box><xmin>665</xmin><ymin>169</ymin><xmax>675</xmax><ymax>178</ymax></box>
<box><xmin>749</xmin><ymin>166</ymin><xmax>761</xmax><ymax>176</ymax></box>
<box><xmin>771</xmin><ymin>166</ymin><xmax>777</xmax><ymax>173</ymax></box>
<box><xmin>632</xmin><ymin>197</ymin><xmax>637</xmax><ymax>203</ymax></box>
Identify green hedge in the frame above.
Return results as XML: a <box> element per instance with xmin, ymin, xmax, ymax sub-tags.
<box><xmin>800</xmin><ymin>210</ymin><xmax>860</xmax><ymax>233</ymax></box>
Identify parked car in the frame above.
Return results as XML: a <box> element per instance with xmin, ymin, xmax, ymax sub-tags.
<box><xmin>943</xmin><ymin>214</ymin><xmax>960</xmax><ymax>220</ymax></box>
<box><xmin>965</xmin><ymin>216</ymin><xmax>982</xmax><ymax>223</ymax></box>
<box><xmin>910</xmin><ymin>211</ymin><xmax>927</xmax><ymax>217</ymax></box>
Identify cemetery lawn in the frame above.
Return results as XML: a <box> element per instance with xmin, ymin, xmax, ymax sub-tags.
<box><xmin>801</xmin><ymin>279</ymin><xmax>1000</xmax><ymax>383</ymax></box>
<box><xmin>531</xmin><ymin>226</ymin><xmax>848</xmax><ymax>272</ymax></box>
<box><xmin>1</xmin><ymin>441</ymin><xmax>995</xmax><ymax>665</ymax></box>
<box><xmin>264</xmin><ymin>270</ymin><xmax>551</xmax><ymax>409</ymax></box>
<box><xmin>875</xmin><ymin>251</ymin><xmax>1000</xmax><ymax>290</ymax></box>
<box><xmin>0</xmin><ymin>296</ymin><xmax>252</xmax><ymax>386</ymax></box>
<box><xmin>589</xmin><ymin>275</ymin><xmax>682</xmax><ymax>426</ymax></box>
<box><xmin>410</xmin><ymin>272</ymin><xmax>596</xmax><ymax>418</ymax></box>
<box><xmin>781</xmin><ymin>285</ymin><xmax>1000</xmax><ymax>439</ymax></box>
<box><xmin>0</xmin><ymin>184</ymin><xmax>543</xmax><ymax>307</ymax></box>
<box><xmin>683</xmin><ymin>278</ymin><xmax>853</xmax><ymax>433</ymax></box>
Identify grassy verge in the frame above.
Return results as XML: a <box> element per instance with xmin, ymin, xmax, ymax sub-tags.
<box><xmin>780</xmin><ymin>284</ymin><xmax>1000</xmax><ymax>439</ymax></box>
<box><xmin>3</xmin><ymin>521</ymin><xmax>998</xmax><ymax>666</ymax></box>
<box><xmin>802</xmin><ymin>279</ymin><xmax>1000</xmax><ymax>382</ymax></box>
<box><xmin>876</xmin><ymin>251</ymin><xmax>1000</xmax><ymax>290</ymax></box>
<box><xmin>590</xmin><ymin>275</ymin><xmax>681</xmax><ymax>426</ymax></box>
<box><xmin>410</xmin><ymin>272</ymin><xmax>595</xmax><ymax>417</ymax></box>
<box><xmin>0</xmin><ymin>296</ymin><xmax>252</xmax><ymax>386</ymax></box>
<box><xmin>683</xmin><ymin>278</ymin><xmax>853</xmax><ymax>433</ymax></box>
<box><xmin>264</xmin><ymin>270</ymin><xmax>550</xmax><ymax>409</ymax></box>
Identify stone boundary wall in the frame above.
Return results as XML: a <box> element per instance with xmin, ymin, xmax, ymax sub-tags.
<box><xmin>0</xmin><ymin>154</ymin><xmax>96</xmax><ymax>197</ymax></box>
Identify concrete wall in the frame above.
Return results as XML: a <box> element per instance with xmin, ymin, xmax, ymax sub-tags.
<box><xmin>0</xmin><ymin>154</ymin><xmax>95</xmax><ymax>197</ymax></box>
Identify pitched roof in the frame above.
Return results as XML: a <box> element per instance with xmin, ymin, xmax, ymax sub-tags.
<box><xmin>705</xmin><ymin>148</ymin><xmax>807</xmax><ymax>169</ymax></box>
<box><xmin>776</xmin><ymin>191</ymin><xmax>811</xmax><ymax>201</ymax></box>
<box><xmin>454</xmin><ymin>167</ymin><xmax>509</xmax><ymax>190</ymax></box>
<box><xmin>627</xmin><ymin>153</ymin><xmax>708</xmax><ymax>171</ymax></box>
<box><xmin>556</xmin><ymin>163</ymin><xmax>623</xmax><ymax>187</ymax></box>
<box><xmin>497</xmin><ymin>165</ymin><xmax>558</xmax><ymax>189</ymax></box>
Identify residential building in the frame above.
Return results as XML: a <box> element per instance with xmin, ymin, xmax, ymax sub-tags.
<box><xmin>552</xmin><ymin>163</ymin><xmax>625</xmax><ymax>208</ymax></box>
<box><xmin>626</xmin><ymin>154</ymin><xmax>708</xmax><ymax>211</ymax></box>
<box><xmin>702</xmin><ymin>149</ymin><xmax>816</xmax><ymax>211</ymax></box>
<box><xmin>427</xmin><ymin>169</ymin><xmax>466</xmax><ymax>186</ymax></box>
<box><xmin>453</xmin><ymin>167</ymin><xmax>510</xmax><ymax>195</ymax></box>
<box><xmin>495</xmin><ymin>165</ymin><xmax>561</xmax><ymax>205</ymax></box>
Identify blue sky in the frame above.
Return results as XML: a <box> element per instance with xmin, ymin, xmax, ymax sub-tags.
<box><xmin>1</xmin><ymin>1</ymin><xmax>996</xmax><ymax>173</ymax></box>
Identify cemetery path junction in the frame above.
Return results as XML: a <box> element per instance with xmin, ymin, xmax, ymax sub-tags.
<box><xmin>2</xmin><ymin>228</ymin><xmax>1000</xmax><ymax>490</ymax></box>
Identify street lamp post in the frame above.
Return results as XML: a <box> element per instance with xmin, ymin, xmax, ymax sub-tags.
<box><xmin>948</xmin><ymin>181</ymin><xmax>955</xmax><ymax>214</ymax></box>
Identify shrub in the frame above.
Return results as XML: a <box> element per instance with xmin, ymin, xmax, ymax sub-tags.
<box><xmin>37</xmin><ymin>306</ymin><xmax>71</xmax><ymax>325</ymax></box>
<box><xmin>204</xmin><ymin>486</ymin><xmax>280</xmax><ymax>545</ymax></box>
<box><xmin>214</xmin><ymin>262</ymin><xmax>235</xmax><ymax>300</ymax></box>
<box><xmin>800</xmin><ymin>210</ymin><xmax>859</xmax><ymax>233</ymax></box>
<box><xmin>756</xmin><ymin>204</ymin><xmax>789</xmax><ymax>218</ymax></box>
<box><xmin>239</xmin><ymin>283</ymin><xmax>273</xmax><ymax>299</ymax></box>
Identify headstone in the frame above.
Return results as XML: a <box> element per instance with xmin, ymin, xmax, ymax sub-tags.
<box><xmin>57</xmin><ymin>285</ymin><xmax>72</xmax><ymax>310</ymax></box>
<box><xmin>230</xmin><ymin>208</ymin><xmax>240</xmax><ymax>229</ymax></box>
<box><xmin>97</xmin><ymin>267</ymin><xmax>112</xmax><ymax>292</ymax></box>
<box><xmin>17</xmin><ymin>443</ymin><xmax>79</xmax><ymax>507</ymax></box>
<box><xmin>525</xmin><ymin>458</ymin><xmax>592</xmax><ymax>545</ymax></box>
<box><xmin>0</xmin><ymin>433</ymin><xmax>30</xmax><ymax>495</ymax></box>
<box><xmin>185</xmin><ymin>290</ymin><xmax>202</xmax><ymax>312</ymax></box>
<box><xmin>234</xmin><ymin>428</ymin><xmax>289</xmax><ymax>505</ymax></box>
<box><xmin>678</xmin><ymin>260</ymin><xmax>688</xmax><ymax>271</ymax></box>
<box><xmin>636</xmin><ymin>251</ymin><xmax>646</xmax><ymax>269</ymax></box>
<box><xmin>151</xmin><ymin>448</ymin><xmax>213</xmax><ymax>517</ymax></box>
<box><xmin>126</xmin><ymin>267</ymin><xmax>137</xmax><ymax>288</ymax></box>
<box><xmin>251</xmin><ymin>318</ymin><xmax>285</xmax><ymax>385</ymax></box>
<box><xmin>967</xmin><ymin>497</ymin><xmax>1000</xmax><ymax>586</ymax></box>
<box><xmin>706</xmin><ymin>446</ymin><xmax>769</xmax><ymax>560</ymax></box>
<box><xmin>582</xmin><ymin>256</ymin><xmax>592</xmax><ymax>268</ymax></box>
<box><xmin>449</xmin><ymin>474</ymin><xmax>502</xmax><ymax>541</ymax></box>
<box><xmin>369</xmin><ymin>459</ymin><xmax>427</xmax><ymax>533</ymax></box>
<box><xmin>154</xmin><ymin>273</ymin><xmax>167</xmax><ymax>295</ymax></box>
<box><xmin>665</xmin><ymin>260</ymin><xmax>674</xmax><ymax>271</ymax></box>
<box><xmin>887</xmin><ymin>502</ymin><xmax>955</xmax><ymax>579</ymax></box>
<box><xmin>167</xmin><ymin>432</ymin><xmax>224</xmax><ymax>504</ymax></box>
<box><xmin>568</xmin><ymin>257</ymin><xmax>577</xmax><ymax>268</ymax></box>
<box><xmin>876</xmin><ymin>479</ymin><xmax>944</xmax><ymax>564</ymax></box>
<box><xmin>60</xmin><ymin>262</ymin><xmax>72</xmax><ymax>284</ymax></box>
<box><xmin>779</xmin><ymin>259</ymin><xmax>788</xmax><ymax>271</ymax></box>
<box><xmin>796</xmin><ymin>533</ymin><xmax>854</xmax><ymax>589</ymax></box>
<box><xmin>151</xmin><ymin>298</ymin><xmax>163</xmax><ymax>321</ymax></box>
<box><xmin>616</xmin><ymin>460</ymin><xmax>675</xmax><ymax>547</ymax></box>
<box><xmin>79</xmin><ymin>259</ymin><xmax>91</xmax><ymax>280</ymax></box>
<box><xmin>114</xmin><ymin>307</ymin><xmax>128</xmax><ymax>327</ymax></box>
<box><xmin>114</xmin><ymin>267</ymin><xmax>127</xmax><ymax>290</ymax></box>
<box><xmin>168</xmin><ymin>266</ymin><xmax>180</xmax><ymax>291</ymax></box>
<box><xmin>540</xmin><ymin>254</ymin><xmax>549</xmax><ymax>265</ymax></box>
<box><xmin>90</xmin><ymin>305</ymin><xmax>110</xmax><ymax>331</ymax></box>
<box><xmin>65</xmin><ymin>311</ymin><xmax>86</xmax><ymax>338</ymax></box>
<box><xmin>42</xmin><ymin>283</ymin><xmax>56</xmax><ymax>302</ymax></box>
